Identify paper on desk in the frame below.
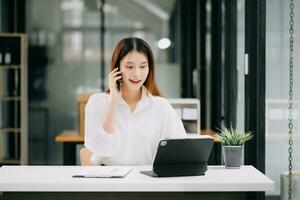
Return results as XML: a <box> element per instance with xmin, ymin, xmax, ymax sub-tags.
<box><xmin>73</xmin><ymin>166</ymin><xmax>132</xmax><ymax>178</ymax></box>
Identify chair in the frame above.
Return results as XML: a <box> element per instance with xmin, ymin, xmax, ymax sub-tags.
<box><xmin>77</xmin><ymin>93</ymin><xmax>92</xmax><ymax>136</ymax></box>
<box><xmin>79</xmin><ymin>147</ymin><xmax>92</xmax><ymax>166</ymax></box>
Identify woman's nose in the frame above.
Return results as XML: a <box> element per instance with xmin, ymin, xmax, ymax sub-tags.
<box><xmin>133</xmin><ymin>68</ymin><xmax>141</xmax><ymax>77</ymax></box>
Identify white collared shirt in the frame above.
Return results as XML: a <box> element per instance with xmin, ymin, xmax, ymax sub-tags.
<box><xmin>84</xmin><ymin>87</ymin><xmax>187</xmax><ymax>165</ymax></box>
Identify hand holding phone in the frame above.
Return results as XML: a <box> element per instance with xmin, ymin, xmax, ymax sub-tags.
<box><xmin>116</xmin><ymin>67</ymin><xmax>122</xmax><ymax>91</ymax></box>
<box><xmin>108</xmin><ymin>68</ymin><xmax>122</xmax><ymax>95</ymax></box>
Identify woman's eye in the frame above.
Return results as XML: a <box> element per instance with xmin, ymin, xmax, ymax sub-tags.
<box><xmin>126</xmin><ymin>66</ymin><xmax>133</xmax><ymax>69</ymax></box>
<box><xmin>140</xmin><ymin>66</ymin><xmax>147</xmax><ymax>69</ymax></box>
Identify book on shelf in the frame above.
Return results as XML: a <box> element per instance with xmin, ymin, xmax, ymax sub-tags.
<box><xmin>0</xmin><ymin>68</ymin><xmax>20</xmax><ymax>97</ymax></box>
<box><xmin>0</xmin><ymin>36</ymin><xmax>21</xmax><ymax>65</ymax></box>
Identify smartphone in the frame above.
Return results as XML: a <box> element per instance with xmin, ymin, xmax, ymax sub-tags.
<box><xmin>116</xmin><ymin>67</ymin><xmax>122</xmax><ymax>91</ymax></box>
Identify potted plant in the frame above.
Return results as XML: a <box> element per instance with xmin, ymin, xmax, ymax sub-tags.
<box><xmin>215</xmin><ymin>123</ymin><xmax>253</xmax><ymax>168</ymax></box>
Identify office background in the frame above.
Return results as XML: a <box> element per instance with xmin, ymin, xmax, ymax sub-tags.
<box><xmin>0</xmin><ymin>0</ymin><xmax>299</xmax><ymax>199</ymax></box>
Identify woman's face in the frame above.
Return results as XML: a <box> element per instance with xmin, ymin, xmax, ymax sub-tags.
<box><xmin>119</xmin><ymin>51</ymin><xmax>149</xmax><ymax>92</ymax></box>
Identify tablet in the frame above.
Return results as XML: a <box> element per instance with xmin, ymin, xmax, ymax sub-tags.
<box><xmin>141</xmin><ymin>136</ymin><xmax>214</xmax><ymax>177</ymax></box>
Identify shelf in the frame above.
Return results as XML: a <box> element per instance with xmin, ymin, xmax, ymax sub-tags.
<box><xmin>0</xmin><ymin>159</ymin><xmax>20</xmax><ymax>165</ymax></box>
<box><xmin>0</xmin><ymin>33</ymin><xmax>28</xmax><ymax>165</ymax></box>
<box><xmin>168</xmin><ymin>98</ymin><xmax>200</xmax><ymax>135</ymax></box>
<box><xmin>0</xmin><ymin>65</ymin><xmax>21</xmax><ymax>69</ymax></box>
<box><xmin>182</xmin><ymin>119</ymin><xmax>197</xmax><ymax>122</ymax></box>
<box><xmin>0</xmin><ymin>128</ymin><xmax>21</xmax><ymax>132</ymax></box>
<box><xmin>168</xmin><ymin>98</ymin><xmax>200</xmax><ymax>105</ymax></box>
<box><xmin>0</xmin><ymin>96</ymin><xmax>21</xmax><ymax>101</ymax></box>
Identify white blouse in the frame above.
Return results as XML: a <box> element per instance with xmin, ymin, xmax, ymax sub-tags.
<box><xmin>84</xmin><ymin>87</ymin><xmax>187</xmax><ymax>165</ymax></box>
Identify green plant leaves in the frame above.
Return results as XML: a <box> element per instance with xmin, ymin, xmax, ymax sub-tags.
<box><xmin>217</xmin><ymin>123</ymin><xmax>253</xmax><ymax>146</ymax></box>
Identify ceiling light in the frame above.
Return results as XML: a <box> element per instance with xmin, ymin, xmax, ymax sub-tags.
<box><xmin>157</xmin><ymin>38</ymin><xmax>171</xmax><ymax>49</ymax></box>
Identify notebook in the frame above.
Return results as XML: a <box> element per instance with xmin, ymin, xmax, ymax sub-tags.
<box><xmin>140</xmin><ymin>136</ymin><xmax>214</xmax><ymax>177</ymax></box>
<box><xmin>73</xmin><ymin>166</ymin><xmax>132</xmax><ymax>178</ymax></box>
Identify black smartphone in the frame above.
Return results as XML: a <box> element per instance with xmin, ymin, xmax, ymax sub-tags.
<box><xmin>116</xmin><ymin>67</ymin><xmax>122</xmax><ymax>91</ymax></box>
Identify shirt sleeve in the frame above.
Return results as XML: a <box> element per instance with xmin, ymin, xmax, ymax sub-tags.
<box><xmin>160</xmin><ymin>101</ymin><xmax>187</xmax><ymax>139</ymax></box>
<box><xmin>84</xmin><ymin>94</ymin><xmax>120</xmax><ymax>161</ymax></box>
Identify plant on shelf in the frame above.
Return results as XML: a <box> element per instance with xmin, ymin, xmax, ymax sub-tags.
<box><xmin>215</xmin><ymin>123</ymin><xmax>253</xmax><ymax>168</ymax></box>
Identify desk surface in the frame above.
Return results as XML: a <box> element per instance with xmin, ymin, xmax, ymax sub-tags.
<box><xmin>54</xmin><ymin>129</ymin><xmax>219</xmax><ymax>143</ymax></box>
<box><xmin>55</xmin><ymin>130</ymin><xmax>83</xmax><ymax>142</ymax></box>
<box><xmin>0</xmin><ymin>165</ymin><xmax>274</xmax><ymax>192</ymax></box>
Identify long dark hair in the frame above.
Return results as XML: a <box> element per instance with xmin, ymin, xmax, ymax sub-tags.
<box><xmin>106</xmin><ymin>37</ymin><xmax>162</xmax><ymax>96</ymax></box>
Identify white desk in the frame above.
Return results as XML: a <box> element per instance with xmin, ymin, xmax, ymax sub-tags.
<box><xmin>0</xmin><ymin>165</ymin><xmax>274</xmax><ymax>200</ymax></box>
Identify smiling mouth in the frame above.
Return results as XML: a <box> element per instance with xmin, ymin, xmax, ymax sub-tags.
<box><xmin>129</xmin><ymin>79</ymin><xmax>141</xmax><ymax>84</ymax></box>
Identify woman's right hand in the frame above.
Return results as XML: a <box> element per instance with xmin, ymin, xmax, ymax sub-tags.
<box><xmin>108</xmin><ymin>68</ymin><xmax>122</xmax><ymax>98</ymax></box>
<box><xmin>103</xmin><ymin>68</ymin><xmax>122</xmax><ymax>134</ymax></box>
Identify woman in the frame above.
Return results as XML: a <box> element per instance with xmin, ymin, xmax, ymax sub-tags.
<box><xmin>83</xmin><ymin>37</ymin><xmax>186</xmax><ymax>165</ymax></box>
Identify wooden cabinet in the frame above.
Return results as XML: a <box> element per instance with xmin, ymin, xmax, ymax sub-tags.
<box><xmin>0</xmin><ymin>33</ymin><xmax>28</xmax><ymax>165</ymax></box>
